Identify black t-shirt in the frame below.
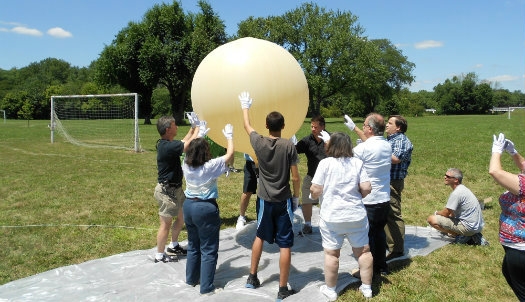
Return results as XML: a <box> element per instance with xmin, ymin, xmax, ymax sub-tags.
<box><xmin>295</xmin><ymin>133</ymin><xmax>327</xmax><ymax>177</ymax></box>
<box><xmin>156</xmin><ymin>139</ymin><xmax>184</xmax><ymax>186</ymax></box>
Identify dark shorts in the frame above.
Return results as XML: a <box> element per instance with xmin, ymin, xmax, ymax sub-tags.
<box><xmin>243</xmin><ymin>161</ymin><xmax>258</xmax><ymax>193</ymax></box>
<box><xmin>255</xmin><ymin>197</ymin><xmax>294</xmax><ymax>248</ymax></box>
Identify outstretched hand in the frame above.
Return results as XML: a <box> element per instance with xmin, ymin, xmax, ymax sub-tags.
<box><xmin>187</xmin><ymin>112</ymin><xmax>200</xmax><ymax>128</ymax></box>
<box><xmin>239</xmin><ymin>91</ymin><xmax>253</xmax><ymax>109</ymax></box>
<box><xmin>344</xmin><ymin>114</ymin><xmax>356</xmax><ymax>131</ymax></box>
<box><xmin>504</xmin><ymin>139</ymin><xmax>518</xmax><ymax>155</ymax></box>
<box><xmin>318</xmin><ymin>130</ymin><xmax>330</xmax><ymax>143</ymax></box>
<box><xmin>492</xmin><ymin>133</ymin><xmax>505</xmax><ymax>154</ymax></box>
<box><xmin>197</xmin><ymin>120</ymin><xmax>210</xmax><ymax>138</ymax></box>
<box><xmin>222</xmin><ymin>124</ymin><xmax>233</xmax><ymax>140</ymax></box>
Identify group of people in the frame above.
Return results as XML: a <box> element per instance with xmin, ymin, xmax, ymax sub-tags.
<box><xmin>152</xmin><ymin>92</ymin><xmax>525</xmax><ymax>301</ymax></box>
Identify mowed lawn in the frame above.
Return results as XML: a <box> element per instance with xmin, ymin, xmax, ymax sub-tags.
<box><xmin>1</xmin><ymin>112</ymin><xmax>524</xmax><ymax>301</ymax></box>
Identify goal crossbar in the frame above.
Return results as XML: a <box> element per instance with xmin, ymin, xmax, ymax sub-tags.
<box><xmin>50</xmin><ymin>93</ymin><xmax>140</xmax><ymax>152</ymax></box>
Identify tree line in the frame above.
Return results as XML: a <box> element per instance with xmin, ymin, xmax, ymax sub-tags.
<box><xmin>1</xmin><ymin>1</ymin><xmax>523</xmax><ymax>123</ymax></box>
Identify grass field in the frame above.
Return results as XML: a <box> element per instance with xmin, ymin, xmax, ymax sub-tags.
<box><xmin>1</xmin><ymin>112</ymin><xmax>524</xmax><ymax>301</ymax></box>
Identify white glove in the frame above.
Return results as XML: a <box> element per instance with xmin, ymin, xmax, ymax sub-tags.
<box><xmin>239</xmin><ymin>91</ymin><xmax>253</xmax><ymax>109</ymax></box>
<box><xmin>197</xmin><ymin>120</ymin><xmax>210</xmax><ymax>138</ymax></box>
<box><xmin>344</xmin><ymin>114</ymin><xmax>356</xmax><ymax>131</ymax></box>
<box><xmin>186</xmin><ymin>112</ymin><xmax>200</xmax><ymax>128</ymax></box>
<box><xmin>222</xmin><ymin>124</ymin><xmax>233</xmax><ymax>140</ymax></box>
<box><xmin>290</xmin><ymin>135</ymin><xmax>298</xmax><ymax>145</ymax></box>
<box><xmin>318</xmin><ymin>130</ymin><xmax>330</xmax><ymax>143</ymax></box>
<box><xmin>292</xmin><ymin>197</ymin><xmax>299</xmax><ymax>212</ymax></box>
<box><xmin>492</xmin><ymin>133</ymin><xmax>505</xmax><ymax>154</ymax></box>
<box><xmin>504</xmin><ymin>139</ymin><xmax>518</xmax><ymax>155</ymax></box>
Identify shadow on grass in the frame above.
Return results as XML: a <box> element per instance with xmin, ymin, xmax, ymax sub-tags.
<box><xmin>340</xmin><ymin>257</ymin><xmax>414</xmax><ymax>298</ymax></box>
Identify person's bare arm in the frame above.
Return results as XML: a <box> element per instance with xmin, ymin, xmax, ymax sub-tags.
<box><xmin>290</xmin><ymin>164</ymin><xmax>300</xmax><ymax>198</ymax></box>
<box><xmin>310</xmin><ymin>183</ymin><xmax>322</xmax><ymax>200</ymax></box>
<box><xmin>489</xmin><ymin>152</ymin><xmax>520</xmax><ymax>195</ymax></box>
<box><xmin>358</xmin><ymin>181</ymin><xmax>372</xmax><ymax>198</ymax></box>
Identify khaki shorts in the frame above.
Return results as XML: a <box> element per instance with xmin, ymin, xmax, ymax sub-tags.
<box><xmin>435</xmin><ymin>215</ymin><xmax>476</xmax><ymax>236</ymax></box>
<box><xmin>301</xmin><ymin>175</ymin><xmax>319</xmax><ymax>205</ymax></box>
<box><xmin>154</xmin><ymin>183</ymin><xmax>185</xmax><ymax>217</ymax></box>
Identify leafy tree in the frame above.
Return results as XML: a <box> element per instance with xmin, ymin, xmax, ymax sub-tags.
<box><xmin>95</xmin><ymin>22</ymin><xmax>153</xmax><ymax>124</ymax></box>
<box><xmin>433</xmin><ymin>72</ymin><xmax>494</xmax><ymax>114</ymax></box>
<box><xmin>95</xmin><ymin>0</ymin><xmax>226</xmax><ymax>123</ymax></box>
<box><xmin>236</xmin><ymin>3</ymin><xmax>415</xmax><ymax>116</ymax></box>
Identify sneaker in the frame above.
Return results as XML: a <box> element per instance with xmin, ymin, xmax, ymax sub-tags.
<box><xmin>385</xmin><ymin>251</ymin><xmax>404</xmax><ymax>261</ymax></box>
<box><xmin>452</xmin><ymin>235</ymin><xmax>472</xmax><ymax>244</ymax></box>
<box><xmin>320</xmin><ymin>285</ymin><xmax>337</xmax><ymax>301</ymax></box>
<box><xmin>236</xmin><ymin>216</ymin><xmax>247</xmax><ymax>230</ymax></box>
<box><xmin>359</xmin><ymin>284</ymin><xmax>373</xmax><ymax>299</ymax></box>
<box><xmin>167</xmin><ymin>244</ymin><xmax>187</xmax><ymax>256</ymax></box>
<box><xmin>245</xmin><ymin>274</ymin><xmax>261</xmax><ymax>289</ymax></box>
<box><xmin>301</xmin><ymin>224</ymin><xmax>312</xmax><ymax>235</ymax></box>
<box><xmin>201</xmin><ymin>288</ymin><xmax>223</xmax><ymax>296</ymax></box>
<box><xmin>276</xmin><ymin>287</ymin><xmax>296</xmax><ymax>301</ymax></box>
<box><xmin>228</xmin><ymin>166</ymin><xmax>241</xmax><ymax>173</ymax></box>
<box><xmin>154</xmin><ymin>253</ymin><xmax>178</xmax><ymax>263</ymax></box>
<box><xmin>469</xmin><ymin>233</ymin><xmax>490</xmax><ymax>246</ymax></box>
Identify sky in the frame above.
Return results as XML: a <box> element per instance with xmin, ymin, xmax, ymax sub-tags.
<box><xmin>1</xmin><ymin>0</ymin><xmax>524</xmax><ymax>92</ymax></box>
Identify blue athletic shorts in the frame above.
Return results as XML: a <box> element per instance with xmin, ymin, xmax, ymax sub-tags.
<box><xmin>255</xmin><ymin>197</ymin><xmax>294</xmax><ymax>248</ymax></box>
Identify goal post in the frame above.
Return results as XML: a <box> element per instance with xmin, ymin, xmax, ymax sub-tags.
<box><xmin>50</xmin><ymin>93</ymin><xmax>141</xmax><ymax>152</ymax></box>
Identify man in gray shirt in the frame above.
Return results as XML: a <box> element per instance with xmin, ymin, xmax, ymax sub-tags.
<box><xmin>427</xmin><ymin>168</ymin><xmax>488</xmax><ymax>245</ymax></box>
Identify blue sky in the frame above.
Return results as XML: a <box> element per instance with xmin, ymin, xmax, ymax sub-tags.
<box><xmin>1</xmin><ymin>0</ymin><xmax>524</xmax><ymax>92</ymax></box>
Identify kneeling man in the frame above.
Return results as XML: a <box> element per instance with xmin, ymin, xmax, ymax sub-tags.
<box><xmin>427</xmin><ymin>168</ymin><xmax>488</xmax><ymax>245</ymax></box>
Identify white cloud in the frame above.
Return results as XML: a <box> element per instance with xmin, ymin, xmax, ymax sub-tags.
<box><xmin>414</xmin><ymin>40</ymin><xmax>443</xmax><ymax>49</ymax></box>
<box><xmin>0</xmin><ymin>28</ymin><xmax>8</xmax><ymax>32</ymax></box>
<box><xmin>473</xmin><ymin>64</ymin><xmax>483</xmax><ymax>69</ymax></box>
<box><xmin>47</xmin><ymin>27</ymin><xmax>72</xmax><ymax>38</ymax></box>
<box><xmin>487</xmin><ymin>75</ymin><xmax>518</xmax><ymax>82</ymax></box>
<box><xmin>11</xmin><ymin>26</ymin><xmax>43</xmax><ymax>36</ymax></box>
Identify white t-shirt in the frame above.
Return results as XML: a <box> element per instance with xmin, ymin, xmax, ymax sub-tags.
<box><xmin>353</xmin><ymin>136</ymin><xmax>392</xmax><ymax>205</ymax></box>
<box><xmin>311</xmin><ymin>156</ymin><xmax>370</xmax><ymax>223</ymax></box>
<box><xmin>183</xmin><ymin>157</ymin><xmax>227</xmax><ymax>200</ymax></box>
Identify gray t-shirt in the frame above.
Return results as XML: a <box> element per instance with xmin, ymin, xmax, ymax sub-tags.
<box><xmin>250</xmin><ymin>131</ymin><xmax>299</xmax><ymax>202</ymax></box>
<box><xmin>446</xmin><ymin>184</ymin><xmax>484</xmax><ymax>232</ymax></box>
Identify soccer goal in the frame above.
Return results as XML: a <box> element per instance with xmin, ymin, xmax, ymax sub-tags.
<box><xmin>50</xmin><ymin>93</ymin><xmax>141</xmax><ymax>152</ymax></box>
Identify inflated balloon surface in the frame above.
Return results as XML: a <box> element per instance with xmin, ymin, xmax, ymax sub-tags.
<box><xmin>191</xmin><ymin>37</ymin><xmax>309</xmax><ymax>163</ymax></box>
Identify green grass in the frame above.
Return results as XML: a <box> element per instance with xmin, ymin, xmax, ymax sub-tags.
<box><xmin>1</xmin><ymin>112</ymin><xmax>524</xmax><ymax>301</ymax></box>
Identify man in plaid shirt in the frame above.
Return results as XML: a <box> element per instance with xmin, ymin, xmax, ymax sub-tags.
<box><xmin>384</xmin><ymin>115</ymin><xmax>413</xmax><ymax>261</ymax></box>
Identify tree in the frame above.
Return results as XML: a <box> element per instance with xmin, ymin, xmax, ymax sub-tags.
<box><xmin>94</xmin><ymin>22</ymin><xmax>154</xmax><ymax>124</ymax></box>
<box><xmin>95</xmin><ymin>0</ymin><xmax>227</xmax><ymax>123</ymax></box>
<box><xmin>236</xmin><ymin>3</ymin><xmax>415</xmax><ymax>116</ymax></box>
<box><xmin>433</xmin><ymin>72</ymin><xmax>494</xmax><ymax>114</ymax></box>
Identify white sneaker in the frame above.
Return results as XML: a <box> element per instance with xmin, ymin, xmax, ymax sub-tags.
<box><xmin>236</xmin><ymin>216</ymin><xmax>246</xmax><ymax>230</ymax></box>
<box><xmin>201</xmin><ymin>287</ymin><xmax>223</xmax><ymax>296</ymax></box>
<box><xmin>359</xmin><ymin>284</ymin><xmax>372</xmax><ymax>298</ymax></box>
<box><xmin>320</xmin><ymin>285</ymin><xmax>337</xmax><ymax>301</ymax></box>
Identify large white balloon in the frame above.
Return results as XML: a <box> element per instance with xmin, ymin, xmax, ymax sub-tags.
<box><xmin>191</xmin><ymin>37</ymin><xmax>309</xmax><ymax>162</ymax></box>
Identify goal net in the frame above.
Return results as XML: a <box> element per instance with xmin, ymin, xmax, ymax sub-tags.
<box><xmin>50</xmin><ymin>93</ymin><xmax>141</xmax><ymax>152</ymax></box>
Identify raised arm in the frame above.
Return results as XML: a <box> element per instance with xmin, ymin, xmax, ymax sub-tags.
<box><xmin>344</xmin><ymin>115</ymin><xmax>367</xmax><ymax>142</ymax></box>
<box><xmin>489</xmin><ymin>134</ymin><xmax>521</xmax><ymax>195</ymax></box>
<box><xmin>239</xmin><ymin>92</ymin><xmax>255</xmax><ymax>135</ymax></box>
<box><xmin>221</xmin><ymin>124</ymin><xmax>235</xmax><ymax>166</ymax></box>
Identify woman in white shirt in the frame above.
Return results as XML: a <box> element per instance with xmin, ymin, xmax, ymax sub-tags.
<box><xmin>310</xmin><ymin>131</ymin><xmax>373</xmax><ymax>301</ymax></box>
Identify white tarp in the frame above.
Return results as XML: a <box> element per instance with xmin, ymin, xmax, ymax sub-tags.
<box><xmin>0</xmin><ymin>207</ymin><xmax>452</xmax><ymax>301</ymax></box>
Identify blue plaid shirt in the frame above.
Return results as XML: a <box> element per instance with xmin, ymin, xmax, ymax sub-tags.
<box><xmin>388</xmin><ymin>132</ymin><xmax>413</xmax><ymax>180</ymax></box>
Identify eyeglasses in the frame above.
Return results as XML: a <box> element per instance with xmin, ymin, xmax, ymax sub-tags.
<box><xmin>363</xmin><ymin>124</ymin><xmax>371</xmax><ymax>128</ymax></box>
<box><xmin>444</xmin><ymin>174</ymin><xmax>455</xmax><ymax>179</ymax></box>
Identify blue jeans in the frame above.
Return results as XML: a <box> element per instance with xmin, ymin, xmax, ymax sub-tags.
<box><xmin>365</xmin><ymin>202</ymin><xmax>390</xmax><ymax>273</ymax></box>
<box><xmin>183</xmin><ymin>199</ymin><xmax>221</xmax><ymax>294</ymax></box>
